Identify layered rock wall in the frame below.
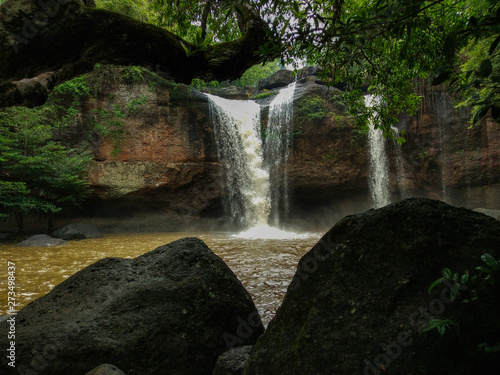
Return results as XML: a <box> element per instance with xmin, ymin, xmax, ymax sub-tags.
<box><xmin>23</xmin><ymin>69</ymin><xmax>499</xmax><ymax>232</ymax></box>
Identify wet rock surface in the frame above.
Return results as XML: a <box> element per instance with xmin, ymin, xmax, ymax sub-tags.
<box><xmin>85</xmin><ymin>364</ymin><xmax>126</xmax><ymax>375</ymax></box>
<box><xmin>17</xmin><ymin>234</ymin><xmax>66</xmax><ymax>247</ymax></box>
<box><xmin>212</xmin><ymin>346</ymin><xmax>253</xmax><ymax>375</ymax></box>
<box><xmin>0</xmin><ymin>237</ymin><xmax>264</xmax><ymax>375</ymax></box>
<box><xmin>243</xmin><ymin>198</ymin><xmax>500</xmax><ymax>375</ymax></box>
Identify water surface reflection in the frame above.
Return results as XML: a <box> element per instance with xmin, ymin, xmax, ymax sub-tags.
<box><xmin>0</xmin><ymin>232</ymin><xmax>322</xmax><ymax>325</ymax></box>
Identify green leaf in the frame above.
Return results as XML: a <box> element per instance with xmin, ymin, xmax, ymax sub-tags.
<box><xmin>481</xmin><ymin>253</ymin><xmax>498</xmax><ymax>269</ymax></box>
<box><xmin>489</xmin><ymin>35</ymin><xmax>500</xmax><ymax>55</ymax></box>
<box><xmin>460</xmin><ymin>274</ymin><xmax>469</xmax><ymax>284</ymax></box>
<box><xmin>479</xmin><ymin>59</ymin><xmax>493</xmax><ymax>78</ymax></box>
<box><xmin>471</xmin><ymin>105</ymin><xmax>490</xmax><ymax>125</ymax></box>
<box><xmin>442</xmin><ymin>268</ymin><xmax>452</xmax><ymax>279</ymax></box>
<box><xmin>475</xmin><ymin>266</ymin><xmax>492</xmax><ymax>274</ymax></box>
<box><xmin>428</xmin><ymin>277</ymin><xmax>444</xmax><ymax>294</ymax></box>
<box><xmin>437</xmin><ymin>324</ymin><xmax>446</xmax><ymax>337</ymax></box>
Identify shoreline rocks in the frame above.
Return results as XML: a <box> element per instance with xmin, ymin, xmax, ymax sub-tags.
<box><xmin>17</xmin><ymin>234</ymin><xmax>66</xmax><ymax>247</ymax></box>
<box><xmin>0</xmin><ymin>237</ymin><xmax>264</xmax><ymax>375</ymax></box>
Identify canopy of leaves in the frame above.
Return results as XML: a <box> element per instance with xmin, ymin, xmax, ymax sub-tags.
<box><xmin>256</xmin><ymin>0</ymin><xmax>500</xmax><ymax>135</ymax></box>
<box><xmin>95</xmin><ymin>0</ymin><xmax>242</xmax><ymax>42</ymax></box>
<box><xmin>93</xmin><ymin>0</ymin><xmax>499</xmax><ymax>135</ymax></box>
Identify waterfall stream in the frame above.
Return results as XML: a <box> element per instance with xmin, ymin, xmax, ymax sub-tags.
<box><xmin>264</xmin><ymin>82</ymin><xmax>296</xmax><ymax>226</ymax></box>
<box><xmin>208</xmin><ymin>84</ymin><xmax>304</xmax><ymax>238</ymax></box>
<box><xmin>207</xmin><ymin>95</ymin><xmax>269</xmax><ymax>228</ymax></box>
<box><xmin>365</xmin><ymin>95</ymin><xmax>391</xmax><ymax>208</ymax></box>
<box><xmin>392</xmin><ymin>126</ymin><xmax>409</xmax><ymax>199</ymax></box>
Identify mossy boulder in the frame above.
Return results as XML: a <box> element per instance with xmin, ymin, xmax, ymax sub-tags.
<box><xmin>0</xmin><ymin>237</ymin><xmax>264</xmax><ymax>375</ymax></box>
<box><xmin>243</xmin><ymin>198</ymin><xmax>500</xmax><ymax>375</ymax></box>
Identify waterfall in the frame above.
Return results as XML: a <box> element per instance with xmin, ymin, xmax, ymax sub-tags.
<box><xmin>432</xmin><ymin>92</ymin><xmax>452</xmax><ymax>202</ymax></box>
<box><xmin>391</xmin><ymin>126</ymin><xmax>409</xmax><ymax>199</ymax></box>
<box><xmin>263</xmin><ymin>82</ymin><xmax>296</xmax><ymax>226</ymax></box>
<box><xmin>365</xmin><ymin>95</ymin><xmax>391</xmax><ymax>208</ymax></box>
<box><xmin>207</xmin><ymin>94</ymin><xmax>270</xmax><ymax>227</ymax></box>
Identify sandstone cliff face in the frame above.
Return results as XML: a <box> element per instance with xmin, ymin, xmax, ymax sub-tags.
<box><xmin>284</xmin><ymin>79</ymin><xmax>500</xmax><ymax>226</ymax></box>
<box><xmin>56</xmin><ymin>75</ymin><xmax>226</xmax><ymax>231</ymax></box>
<box><xmin>58</xmin><ymin>69</ymin><xmax>499</xmax><ymax>231</ymax></box>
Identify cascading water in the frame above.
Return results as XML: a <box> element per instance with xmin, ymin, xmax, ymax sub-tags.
<box><xmin>365</xmin><ymin>95</ymin><xmax>391</xmax><ymax>208</ymax></box>
<box><xmin>391</xmin><ymin>125</ymin><xmax>409</xmax><ymax>199</ymax></box>
<box><xmin>208</xmin><ymin>85</ymin><xmax>306</xmax><ymax>239</ymax></box>
<box><xmin>263</xmin><ymin>82</ymin><xmax>296</xmax><ymax>226</ymax></box>
<box><xmin>432</xmin><ymin>92</ymin><xmax>452</xmax><ymax>202</ymax></box>
<box><xmin>207</xmin><ymin>94</ymin><xmax>270</xmax><ymax>228</ymax></box>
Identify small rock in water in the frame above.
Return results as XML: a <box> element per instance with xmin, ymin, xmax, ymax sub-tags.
<box><xmin>17</xmin><ymin>234</ymin><xmax>66</xmax><ymax>247</ymax></box>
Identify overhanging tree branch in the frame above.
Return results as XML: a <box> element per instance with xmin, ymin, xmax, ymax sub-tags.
<box><xmin>0</xmin><ymin>0</ymin><xmax>278</xmax><ymax>108</ymax></box>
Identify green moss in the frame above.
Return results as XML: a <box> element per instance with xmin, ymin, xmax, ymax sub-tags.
<box><xmin>254</xmin><ymin>89</ymin><xmax>278</xmax><ymax>99</ymax></box>
<box><xmin>297</xmin><ymin>95</ymin><xmax>328</xmax><ymax>123</ymax></box>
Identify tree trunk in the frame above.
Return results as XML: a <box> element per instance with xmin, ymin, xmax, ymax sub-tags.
<box><xmin>14</xmin><ymin>211</ymin><xmax>24</xmax><ymax>235</ymax></box>
<box><xmin>0</xmin><ymin>0</ymin><xmax>279</xmax><ymax>108</ymax></box>
<box><xmin>47</xmin><ymin>213</ymin><xmax>56</xmax><ymax>234</ymax></box>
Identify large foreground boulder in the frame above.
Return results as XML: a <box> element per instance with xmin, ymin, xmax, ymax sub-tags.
<box><xmin>0</xmin><ymin>237</ymin><xmax>264</xmax><ymax>375</ymax></box>
<box><xmin>244</xmin><ymin>198</ymin><xmax>500</xmax><ymax>375</ymax></box>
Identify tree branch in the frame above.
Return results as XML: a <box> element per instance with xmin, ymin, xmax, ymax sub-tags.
<box><xmin>0</xmin><ymin>0</ymin><xmax>276</xmax><ymax>108</ymax></box>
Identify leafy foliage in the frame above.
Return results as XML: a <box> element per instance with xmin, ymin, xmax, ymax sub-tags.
<box><xmin>426</xmin><ymin>253</ymin><xmax>499</xmax><ymax>351</ymax></box>
<box><xmin>0</xmin><ymin>106</ymin><xmax>92</xmax><ymax>232</ymax></box>
<box><xmin>297</xmin><ymin>95</ymin><xmax>328</xmax><ymax>123</ymax></box>
<box><xmin>254</xmin><ymin>0</ymin><xmax>500</xmax><ymax>133</ymax></box>
<box><xmin>254</xmin><ymin>89</ymin><xmax>278</xmax><ymax>99</ymax></box>
<box><xmin>190</xmin><ymin>78</ymin><xmax>221</xmax><ymax>91</ymax></box>
<box><xmin>233</xmin><ymin>60</ymin><xmax>283</xmax><ymax>87</ymax></box>
<box><xmin>86</xmin><ymin>0</ymin><xmax>500</xmax><ymax>130</ymax></box>
<box><xmin>95</xmin><ymin>0</ymin><xmax>160</xmax><ymax>26</ymax></box>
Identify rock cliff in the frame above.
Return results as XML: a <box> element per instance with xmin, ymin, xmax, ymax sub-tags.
<box><xmin>42</xmin><ymin>68</ymin><xmax>500</xmax><ymax>231</ymax></box>
<box><xmin>285</xmin><ymin>77</ymin><xmax>500</xmax><ymax>227</ymax></box>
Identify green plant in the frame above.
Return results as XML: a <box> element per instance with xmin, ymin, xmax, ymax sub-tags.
<box><xmin>181</xmin><ymin>28</ymin><xmax>213</xmax><ymax>57</ymax></box>
<box><xmin>254</xmin><ymin>89</ymin><xmax>278</xmax><ymax>99</ymax></box>
<box><xmin>90</xmin><ymin>105</ymin><xmax>126</xmax><ymax>157</ymax></box>
<box><xmin>126</xmin><ymin>95</ymin><xmax>147</xmax><ymax>114</ymax></box>
<box><xmin>231</xmin><ymin>60</ymin><xmax>283</xmax><ymax>87</ymax></box>
<box><xmin>425</xmin><ymin>253</ymin><xmax>499</xmax><ymax>346</ymax></box>
<box><xmin>0</xmin><ymin>106</ymin><xmax>92</xmax><ymax>233</ymax></box>
<box><xmin>190</xmin><ymin>78</ymin><xmax>220</xmax><ymax>91</ymax></box>
<box><xmin>53</xmin><ymin>76</ymin><xmax>92</xmax><ymax>99</ymax></box>
<box><xmin>422</xmin><ymin>318</ymin><xmax>460</xmax><ymax>337</ymax></box>
<box><xmin>122</xmin><ymin>66</ymin><xmax>146</xmax><ymax>84</ymax></box>
<box><xmin>297</xmin><ymin>95</ymin><xmax>328</xmax><ymax>123</ymax></box>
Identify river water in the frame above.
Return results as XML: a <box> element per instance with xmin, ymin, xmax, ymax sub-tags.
<box><xmin>0</xmin><ymin>231</ymin><xmax>322</xmax><ymax>325</ymax></box>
